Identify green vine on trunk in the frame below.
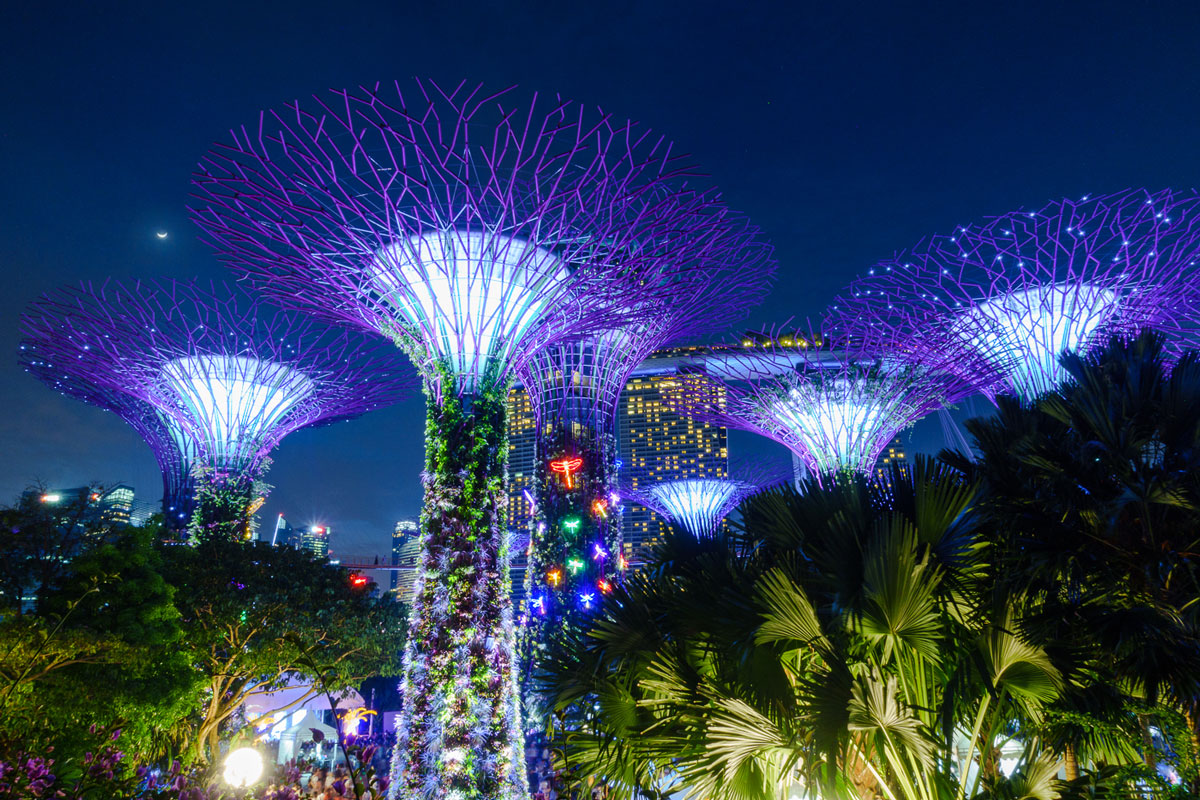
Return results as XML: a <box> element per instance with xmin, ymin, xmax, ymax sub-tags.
<box><xmin>391</xmin><ymin>362</ymin><xmax>526</xmax><ymax>800</ymax></box>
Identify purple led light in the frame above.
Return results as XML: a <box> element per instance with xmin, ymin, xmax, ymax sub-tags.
<box><xmin>831</xmin><ymin>189</ymin><xmax>1200</xmax><ymax>402</ymax></box>
<box><xmin>20</xmin><ymin>280</ymin><xmax>415</xmax><ymax>523</ymax></box>
<box><xmin>668</xmin><ymin>324</ymin><xmax>990</xmax><ymax>480</ymax></box>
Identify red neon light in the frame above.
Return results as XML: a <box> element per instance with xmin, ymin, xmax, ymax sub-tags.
<box><xmin>350</xmin><ymin>574</ymin><xmax>369</xmax><ymax>587</ymax></box>
<box><xmin>549</xmin><ymin>456</ymin><xmax>583</xmax><ymax>489</ymax></box>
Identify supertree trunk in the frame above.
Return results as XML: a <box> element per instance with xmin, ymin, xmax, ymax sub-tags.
<box><xmin>162</xmin><ymin>468</ymin><xmax>197</xmax><ymax>533</ymax></box>
<box><xmin>187</xmin><ymin>461</ymin><xmax>269</xmax><ymax>543</ymax></box>
<box><xmin>524</xmin><ymin>422</ymin><xmax>622</xmax><ymax>657</ymax></box>
<box><xmin>393</xmin><ymin>376</ymin><xmax>525</xmax><ymax>800</ymax></box>
<box><xmin>520</xmin><ymin>421</ymin><xmax>622</xmax><ymax>798</ymax></box>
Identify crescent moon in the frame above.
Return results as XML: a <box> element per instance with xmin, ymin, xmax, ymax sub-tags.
<box><xmin>156</xmin><ymin>231</ymin><xmax>168</xmax><ymax>239</ymax></box>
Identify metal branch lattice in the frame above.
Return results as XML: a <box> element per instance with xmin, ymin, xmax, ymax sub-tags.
<box><xmin>20</xmin><ymin>280</ymin><xmax>415</xmax><ymax>475</ymax></box>
<box><xmin>831</xmin><ymin>188</ymin><xmax>1200</xmax><ymax>402</ymax></box>
<box><xmin>670</xmin><ymin>326</ymin><xmax>988</xmax><ymax>479</ymax></box>
<box><xmin>190</xmin><ymin>80</ymin><xmax>756</xmax><ymax>800</ymax></box>
<box><xmin>626</xmin><ymin>477</ymin><xmax>760</xmax><ymax>538</ymax></box>
<box><xmin>515</xmin><ymin>207</ymin><xmax>775</xmax><ymax>432</ymax></box>
<box><xmin>191</xmin><ymin>79</ymin><xmax>742</xmax><ymax>397</ymax></box>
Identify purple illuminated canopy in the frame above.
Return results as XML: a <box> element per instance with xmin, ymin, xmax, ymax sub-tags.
<box><xmin>191</xmin><ymin>79</ymin><xmax>743</xmax><ymax>398</ymax></box>
<box><xmin>20</xmin><ymin>280</ymin><xmax>416</xmax><ymax>477</ymax></box>
<box><xmin>626</xmin><ymin>477</ymin><xmax>761</xmax><ymax>539</ymax></box>
<box><xmin>831</xmin><ymin>189</ymin><xmax>1200</xmax><ymax>402</ymax></box>
<box><xmin>669</xmin><ymin>325</ymin><xmax>991</xmax><ymax>479</ymax></box>
<box><xmin>17</xmin><ymin>359</ymin><xmax>200</xmax><ymax>525</ymax></box>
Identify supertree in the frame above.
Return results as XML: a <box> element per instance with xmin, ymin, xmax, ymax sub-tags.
<box><xmin>513</xmin><ymin>209</ymin><xmax>773</xmax><ymax>641</ymax></box>
<box><xmin>20</xmin><ymin>280</ymin><xmax>414</xmax><ymax>539</ymax></box>
<box><xmin>623</xmin><ymin>476</ymin><xmax>761</xmax><ymax>539</ymax></box>
<box><xmin>670</xmin><ymin>325</ymin><xmax>994</xmax><ymax>483</ymax></box>
<box><xmin>830</xmin><ymin>188</ymin><xmax>1200</xmax><ymax>403</ymax></box>
<box><xmin>189</xmin><ymin>79</ymin><xmax>742</xmax><ymax>800</ymax></box>
<box><xmin>17</xmin><ymin>360</ymin><xmax>200</xmax><ymax>527</ymax></box>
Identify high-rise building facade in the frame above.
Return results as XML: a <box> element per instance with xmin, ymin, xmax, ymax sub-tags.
<box><xmin>875</xmin><ymin>435</ymin><xmax>910</xmax><ymax>487</ymax></box>
<box><xmin>506</xmin><ymin>387</ymin><xmax>537</xmax><ymax>540</ymax></box>
<box><xmin>618</xmin><ymin>372</ymin><xmax>728</xmax><ymax>558</ymax></box>
<box><xmin>24</xmin><ymin>484</ymin><xmax>137</xmax><ymax>534</ymax></box>
<box><xmin>298</xmin><ymin>524</ymin><xmax>329</xmax><ymax>559</ymax></box>
<box><xmin>265</xmin><ymin>514</ymin><xmax>296</xmax><ymax>547</ymax></box>
<box><xmin>391</xmin><ymin>519</ymin><xmax>420</xmax><ymax>597</ymax></box>
<box><xmin>506</xmin><ymin>387</ymin><xmax>538</xmax><ymax>602</ymax></box>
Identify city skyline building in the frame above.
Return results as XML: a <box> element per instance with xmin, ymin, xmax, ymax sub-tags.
<box><xmin>391</xmin><ymin>519</ymin><xmax>419</xmax><ymax>598</ymax></box>
<box><xmin>267</xmin><ymin>514</ymin><xmax>296</xmax><ymax>548</ymax></box>
<box><xmin>619</xmin><ymin>371</ymin><xmax>730</xmax><ymax>556</ymax></box>
<box><xmin>875</xmin><ymin>436</ymin><xmax>910</xmax><ymax>488</ymax></box>
<box><xmin>190</xmin><ymin>79</ymin><xmax>739</xmax><ymax>798</ymax></box>
<box><xmin>298</xmin><ymin>524</ymin><xmax>330</xmax><ymax>559</ymax></box>
<box><xmin>20</xmin><ymin>280</ymin><xmax>415</xmax><ymax>540</ymax></box>
<box><xmin>24</xmin><ymin>483</ymin><xmax>137</xmax><ymax>533</ymax></box>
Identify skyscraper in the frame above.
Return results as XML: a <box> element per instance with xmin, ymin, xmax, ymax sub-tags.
<box><xmin>391</xmin><ymin>519</ymin><xmax>419</xmax><ymax>597</ymax></box>
<box><xmin>298</xmin><ymin>524</ymin><xmax>329</xmax><ymax>559</ymax></box>
<box><xmin>506</xmin><ymin>387</ymin><xmax>537</xmax><ymax>544</ymax></box>
<box><xmin>875</xmin><ymin>435</ymin><xmax>910</xmax><ymax>487</ymax></box>
<box><xmin>619</xmin><ymin>370</ymin><xmax>728</xmax><ymax>558</ymax></box>
<box><xmin>25</xmin><ymin>484</ymin><xmax>137</xmax><ymax>533</ymax></box>
<box><xmin>265</xmin><ymin>514</ymin><xmax>296</xmax><ymax>547</ymax></box>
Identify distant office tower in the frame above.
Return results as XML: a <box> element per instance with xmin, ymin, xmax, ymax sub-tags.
<box><xmin>266</xmin><ymin>514</ymin><xmax>296</xmax><ymax>547</ymax></box>
<box><xmin>128</xmin><ymin>497</ymin><xmax>160</xmax><ymax>527</ymax></box>
<box><xmin>619</xmin><ymin>372</ymin><xmax>728</xmax><ymax>558</ymax></box>
<box><xmin>506</xmin><ymin>387</ymin><xmax>538</xmax><ymax>543</ymax></box>
<box><xmin>391</xmin><ymin>519</ymin><xmax>420</xmax><ymax>597</ymax></box>
<box><xmin>875</xmin><ymin>436</ymin><xmax>910</xmax><ymax>487</ymax></box>
<box><xmin>98</xmin><ymin>485</ymin><xmax>134</xmax><ymax>526</ymax></box>
<box><xmin>298</xmin><ymin>524</ymin><xmax>329</xmax><ymax>559</ymax></box>
<box><xmin>26</xmin><ymin>484</ymin><xmax>137</xmax><ymax>532</ymax></box>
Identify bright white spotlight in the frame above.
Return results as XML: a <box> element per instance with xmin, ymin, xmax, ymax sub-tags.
<box><xmin>223</xmin><ymin>746</ymin><xmax>263</xmax><ymax>788</ymax></box>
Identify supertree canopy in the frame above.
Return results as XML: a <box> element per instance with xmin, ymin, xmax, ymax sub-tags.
<box><xmin>514</xmin><ymin>208</ymin><xmax>773</xmax><ymax>638</ymax></box>
<box><xmin>18</xmin><ymin>359</ymin><xmax>200</xmax><ymax>527</ymax></box>
<box><xmin>189</xmin><ymin>79</ymin><xmax>739</xmax><ymax>800</ymax></box>
<box><xmin>625</xmin><ymin>477</ymin><xmax>761</xmax><ymax>539</ymax></box>
<box><xmin>670</xmin><ymin>325</ymin><xmax>992</xmax><ymax>481</ymax></box>
<box><xmin>20</xmin><ymin>280</ymin><xmax>413</xmax><ymax>538</ymax></box>
<box><xmin>831</xmin><ymin>188</ymin><xmax>1200</xmax><ymax>403</ymax></box>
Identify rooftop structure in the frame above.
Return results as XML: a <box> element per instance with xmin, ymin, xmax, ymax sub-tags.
<box><xmin>832</xmin><ymin>189</ymin><xmax>1200</xmax><ymax>402</ymax></box>
<box><xmin>190</xmin><ymin>79</ymin><xmax>731</xmax><ymax>799</ymax></box>
<box><xmin>21</xmin><ymin>280</ymin><xmax>414</xmax><ymax>538</ymax></box>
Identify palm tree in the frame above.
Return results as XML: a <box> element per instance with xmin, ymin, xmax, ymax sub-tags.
<box><xmin>539</xmin><ymin>458</ymin><xmax>1064</xmax><ymax>800</ymax></box>
<box><xmin>949</xmin><ymin>331</ymin><xmax>1200</xmax><ymax>794</ymax></box>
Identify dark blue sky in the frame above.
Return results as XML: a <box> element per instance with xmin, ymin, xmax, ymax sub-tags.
<box><xmin>4</xmin><ymin>1</ymin><xmax>1200</xmax><ymax>558</ymax></box>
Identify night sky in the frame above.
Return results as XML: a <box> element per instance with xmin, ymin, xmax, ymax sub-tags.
<box><xmin>4</xmin><ymin>1</ymin><xmax>1200</xmax><ymax>561</ymax></box>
